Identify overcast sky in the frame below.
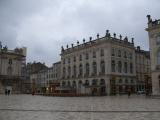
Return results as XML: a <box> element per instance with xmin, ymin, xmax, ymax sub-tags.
<box><xmin>0</xmin><ymin>0</ymin><xmax>160</xmax><ymax>66</ymax></box>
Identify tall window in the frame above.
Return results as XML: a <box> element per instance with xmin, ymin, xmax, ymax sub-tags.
<box><xmin>68</xmin><ymin>58</ymin><xmax>70</xmax><ymax>64</ymax></box>
<box><xmin>100</xmin><ymin>61</ymin><xmax>105</xmax><ymax>74</ymax></box>
<box><xmin>78</xmin><ymin>80</ymin><xmax>82</xmax><ymax>87</ymax></box>
<box><xmin>92</xmin><ymin>79</ymin><xmax>97</xmax><ymax>85</ymax></box>
<box><xmin>124</xmin><ymin>62</ymin><xmax>127</xmax><ymax>73</ymax></box>
<box><xmin>157</xmin><ymin>51</ymin><xmax>160</xmax><ymax>65</ymax></box>
<box><xmin>73</xmin><ymin>65</ymin><xmax>76</xmax><ymax>77</ymax></box>
<box><xmin>79</xmin><ymin>64</ymin><xmax>83</xmax><ymax>76</ymax></box>
<box><xmin>100</xmin><ymin>49</ymin><xmax>104</xmax><ymax>56</ymax></box>
<box><xmin>111</xmin><ymin>48</ymin><xmax>115</xmax><ymax>56</ymax></box>
<box><xmin>68</xmin><ymin>81</ymin><xmax>71</xmax><ymax>87</ymax></box>
<box><xmin>79</xmin><ymin>54</ymin><xmax>82</xmax><ymax>61</ymax></box>
<box><xmin>100</xmin><ymin>79</ymin><xmax>105</xmax><ymax>85</ymax></box>
<box><xmin>86</xmin><ymin>63</ymin><xmax>90</xmax><ymax>75</ymax></box>
<box><xmin>118</xmin><ymin>50</ymin><xmax>121</xmax><ymax>57</ymax></box>
<box><xmin>129</xmin><ymin>53</ymin><xmax>132</xmax><ymax>59</ymax></box>
<box><xmin>63</xmin><ymin>59</ymin><xmax>65</xmax><ymax>64</ymax></box>
<box><xmin>8</xmin><ymin>59</ymin><xmax>12</xmax><ymax>64</ymax></box>
<box><xmin>156</xmin><ymin>35</ymin><xmax>160</xmax><ymax>45</ymax></box>
<box><xmin>118</xmin><ymin>61</ymin><xmax>122</xmax><ymax>73</ymax></box>
<box><xmin>73</xmin><ymin>56</ymin><xmax>76</xmax><ymax>62</ymax></box>
<box><xmin>130</xmin><ymin>63</ymin><xmax>133</xmax><ymax>73</ymax></box>
<box><xmin>63</xmin><ymin>67</ymin><xmax>66</xmax><ymax>77</ymax></box>
<box><xmin>85</xmin><ymin>80</ymin><xmax>89</xmax><ymax>86</ymax></box>
<box><xmin>72</xmin><ymin>81</ymin><xmax>76</xmax><ymax>88</ymax></box>
<box><xmin>93</xmin><ymin>51</ymin><xmax>96</xmax><ymax>58</ymax></box>
<box><xmin>92</xmin><ymin>62</ymin><xmax>97</xmax><ymax>74</ymax></box>
<box><xmin>7</xmin><ymin>66</ymin><xmax>12</xmax><ymax>75</ymax></box>
<box><xmin>68</xmin><ymin>66</ymin><xmax>71</xmax><ymax>77</ymax></box>
<box><xmin>124</xmin><ymin>51</ymin><xmax>127</xmax><ymax>58</ymax></box>
<box><xmin>111</xmin><ymin>60</ymin><xmax>115</xmax><ymax>72</ymax></box>
<box><xmin>86</xmin><ymin>53</ymin><xmax>89</xmax><ymax>60</ymax></box>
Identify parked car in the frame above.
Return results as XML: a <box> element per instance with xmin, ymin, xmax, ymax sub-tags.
<box><xmin>137</xmin><ymin>91</ymin><xmax>145</xmax><ymax>94</ymax></box>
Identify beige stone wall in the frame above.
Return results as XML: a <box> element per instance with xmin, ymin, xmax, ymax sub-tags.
<box><xmin>146</xmin><ymin>17</ymin><xmax>160</xmax><ymax>95</ymax></box>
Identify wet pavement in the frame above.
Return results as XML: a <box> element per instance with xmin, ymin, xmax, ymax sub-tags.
<box><xmin>0</xmin><ymin>95</ymin><xmax>160</xmax><ymax>120</ymax></box>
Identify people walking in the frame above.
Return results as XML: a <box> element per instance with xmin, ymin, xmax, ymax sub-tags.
<box><xmin>128</xmin><ymin>89</ymin><xmax>131</xmax><ymax>98</ymax></box>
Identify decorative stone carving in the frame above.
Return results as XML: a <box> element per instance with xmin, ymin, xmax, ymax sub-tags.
<box><xmin>97</xmin><ymin>33</ymin><xmax>99</xmax><ymax>39</ymax></box>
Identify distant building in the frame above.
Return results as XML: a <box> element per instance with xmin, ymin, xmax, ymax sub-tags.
<box><xmin>60</xmin><ymin>31</ymin><xmax>137</xmax><ymax>95</ymax></box>
<box><xmin>135</xmin><ymin>46</ymin><xmax>151</xmax><ymax>92</ymax></box>
<box><xmin>146</xmin><ymin>15</ymin><xmax>160</xmax><ymax>95</ymax></box>
<box><xmin>0</xmin><ymin>42</ymin><xmax>26</xmax><ymax>94</ymax></box>
<box><xmin>30</xmin><ymin>61</ymin><xmax>61</xmax><ymax>94</ymax></box>
<box><xmin>24</xmin><ymin>62</ymin><xmax>48</xmax><ymax>93</ymax></box>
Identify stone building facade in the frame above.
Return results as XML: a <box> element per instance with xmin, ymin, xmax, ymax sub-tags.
<box><xmin>24</xmin><ymin>62</ymin><xmax>48</xmax><ymax>93</ymax></box>
<box><xmin>60</xmin><ymin>31</ymin><xmax>137</xmax><ymax>95</ymax></box>
<box><xmin>135</xmin><ymin>46</ymin><xmax>151</xmax><ymax>92</ymax></box>
<box><xmin>30</xmin><ymin>61</ymin><xmax>61</xmax><ymax>94</ymax></box>
<box><xmin>0</xmin><ymin>43</ymin><xmax>26</xmax><ymax>94</ymax></box>
<box><xmin>146</xmin><ymin>15</ymin><xmax>160</xmax><ymax>95</ymax></box>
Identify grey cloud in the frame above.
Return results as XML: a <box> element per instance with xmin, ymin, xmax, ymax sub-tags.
<box><xmin>0</xmin><ymin>0</ymin><xmax>160</xmax><ymax>66</ymax></box>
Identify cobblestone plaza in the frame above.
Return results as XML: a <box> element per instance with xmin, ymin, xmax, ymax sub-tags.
<box><xmin>0</xmin><ymin>95</ymin><xmax>160</xmax><ymax>120</ymax></box>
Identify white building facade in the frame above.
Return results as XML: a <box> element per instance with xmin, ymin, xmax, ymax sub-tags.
<box><xmin>0</xmin><ymin>43</ymin><xmax>27</xmax><ymax>94</ymax></box>
<box><xmin>60</xmin><ymin>31</ymin><xmax>136</xmax><ymax>95</ymax></box>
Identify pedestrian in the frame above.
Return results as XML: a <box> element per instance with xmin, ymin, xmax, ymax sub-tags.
<box><xmin>8</xmin><ymin>90</ymin><xmax>10</xmax><ymax>95</ymax></box>
<box><xmin>128</xmin><ymin>89</ymin><xmax>131</xmax><ymax>98</ymax></box>
<box><xmin>5</xmin><ymin>89</ymin><xmax>7</xmax><ymax>95</ymax></box>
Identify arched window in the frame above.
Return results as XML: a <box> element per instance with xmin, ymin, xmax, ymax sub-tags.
<box><xmin>92</xmin><ymin>79</ymin><xmax>97</xmax><ymax>85</ymax></box>
<box><xmin>118</xmin><ymin>61</ymin><xmax>122</xmax><ymax>73</ymax></box>
<box><xmin>73</xmin><ymin>65</ymin><xmax>76</xmax><ymax>77</ymax></box>
<box><xmin>100</xmin><ymin>79</ymin><xmax>105</xmax><ymax>85</ymax></box>
<box><xmin>118</xmin><ymin>50</ymin><xmax>121</xmax><ymax>57</ymax></box>
<box><xmin>130</xmin><ymin>63</ymin><xmax>133</xmax><ymax>73</ymax></box>
<box><xmin>111</xmin><ymin>60</ymin><xmax>115</xmax><ymax>72</ymax></box>
<box><xmin>92</xmin><ymin>62</ymin><xmax>97</xmax><ymax>74</ymax></box>
<box><xmin>86</xmin><ymin>63</ymin><xmax>90</xmax><ymax>75</ymax></box>
<box><xmin>157</xmin><ymin>51</ymin><xmax>160</xmax><ymax>65</ymax></box>
<box><xmin>124</xmin><ymin>62</ymin><xmax>127</xmax><ymax>73</ymax></box>
<box><xmin>79</xmin><ymin>64</ymin><xmax>83</xmax><ymax>76</ymax></box>
<box><xmin>100</xmin><ymin>61</ymin><xmax>105</xmax><ymax>74</ymax></box>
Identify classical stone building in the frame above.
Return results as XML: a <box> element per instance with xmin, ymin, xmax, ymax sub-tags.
<box><xmin>146</xmin><ymin>15</ymin><xmax>160</xmax><ymax>95</ymax></box>
<box><xmin>24</xmin><ymin>62</ymin><xmax>48</xmax><ymax>93</ymax></box>
<box><xmin>0</xmin><ymin>42</ymin><xmax>26</xmax><ymax>94</ymax></box>
<box><xmin>30</xmin><ymin>61</ymin><xmax>61</xmax><ymax>94</ymax></box>
<box><xmin>60</xmin><ymin>31</ymin><xmax>137</xmax><ymax>95</ymax></box>
<box><xmin>135</xmin><ymin>46</ymin><xmax>151</xmax><ymax>92</ymax></box>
